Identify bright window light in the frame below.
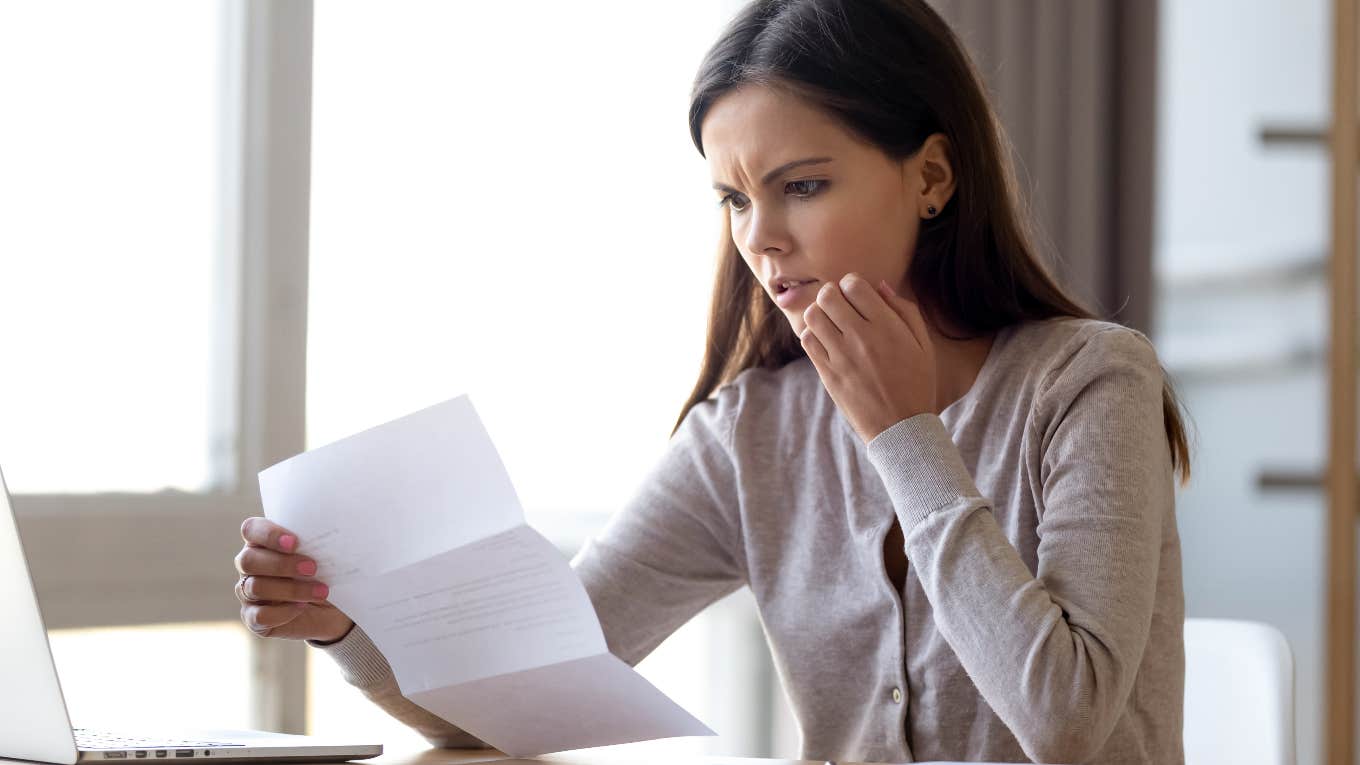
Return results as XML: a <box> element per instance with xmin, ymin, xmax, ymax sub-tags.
<box><xmin>307</xmin><ymin>1</ymin><xmax>738</xmax><ymax>522</ymax></box>
<box><xmin>0</xmin><ymin>1</ymin><xmax>223</xmax><ymax>494</ymax></box>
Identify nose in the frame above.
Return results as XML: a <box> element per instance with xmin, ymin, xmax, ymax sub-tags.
<box><xmin>742</xmin><ymin>204</ymin><xmax>792</xmax><ymax>257</ymax></box>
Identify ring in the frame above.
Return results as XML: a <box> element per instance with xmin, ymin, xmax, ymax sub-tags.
<box><xmin>236</xmin><ymin>574</ymin><xmax>254</xmax><ymax>602</ymax></box>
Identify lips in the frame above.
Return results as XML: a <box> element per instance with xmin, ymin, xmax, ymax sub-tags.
<box><xmin>769</xmin><ymin>274</ymin><xmax>819</xmax><ymax>294</ymax></box>
<box><xmin>774</xmin><ymin>279</ymin><xmax>819</xmax><ymax>308</ymax></box>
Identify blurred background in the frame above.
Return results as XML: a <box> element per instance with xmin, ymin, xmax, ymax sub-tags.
<box><xmin>0</xmin><ymin>1</ymin><xmax>1355</xmax><ymax>763</ymax></box>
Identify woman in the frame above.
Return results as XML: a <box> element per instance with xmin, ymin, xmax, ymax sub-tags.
<box><xmin>233</xmin><ymin>1</ymin><xmax>1191</xmax><ymax>762</ymax></box>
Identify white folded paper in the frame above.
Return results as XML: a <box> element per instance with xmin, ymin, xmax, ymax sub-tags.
<box><xmin>257</xmin><ymin>395</ymin><xmax>715</xmax><ymax>756</ymax></box>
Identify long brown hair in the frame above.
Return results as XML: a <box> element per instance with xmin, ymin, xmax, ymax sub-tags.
<box><xmin>676</xmin><ymin>0</ymin><xmax>1192</xmax><ymax>486</ymax></box>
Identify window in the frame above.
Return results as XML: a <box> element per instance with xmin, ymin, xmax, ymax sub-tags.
<box><xmin>49</xmin><ymin>623</ymin><xmax>253</xmax><ymax>731</ymax></box>
<box><xmin>0</xmin><ymin>0</ymin><xmax>228</xmax><ymax>495</ymax></box>
<box><xmin>1</xmin><ymin>0</ymin><xmax>312</xmax><ymax>734</ymax></box>
<box><xmin>307</xmin><ymin>0</ymin><xmax>736</xmax><ymax>521</ymax></box>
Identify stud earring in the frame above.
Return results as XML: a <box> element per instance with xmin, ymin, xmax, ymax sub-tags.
<box><xmin>926</xmin><ymin>205</ymin><xmax>937</xmax><ymax>217</ymax></box>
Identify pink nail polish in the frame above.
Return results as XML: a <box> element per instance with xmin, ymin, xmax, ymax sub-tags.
<box><xmin>279</xmin><ymin>534</ymin><xmax>296</xmax><ymax>552</ymax></box>
<box><xmin>297</xmin><ymin>560</ymin><xmax>317</xmax><ymax>576</ymax></box>
<box><xmin>313</xmin><ymin>583</ymin><xmax>329</xmax><ymax>599</ymax></box>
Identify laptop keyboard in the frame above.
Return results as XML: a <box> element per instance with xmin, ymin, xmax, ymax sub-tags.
<box><xmin>74</xmin><ymin>729</ymin><xmax>247</xmax><ymax>751</ymax></box>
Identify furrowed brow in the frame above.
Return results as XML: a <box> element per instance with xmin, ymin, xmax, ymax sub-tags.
<box><xmin>712</xmin><ymin>156</ymin><xmax>833</xmax><ymax>193</ymax></box>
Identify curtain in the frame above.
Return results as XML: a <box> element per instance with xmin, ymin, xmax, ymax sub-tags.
<box><xmin>929</xmin><ymin>0</ymin><xmax>1159</xmax><ymax>334</ymax></box>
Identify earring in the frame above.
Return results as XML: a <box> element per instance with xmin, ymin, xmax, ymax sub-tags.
<box><xmin>926</xmin><ymin>205</ymin><xmax>937</xmax><ymax>217</ymax></box>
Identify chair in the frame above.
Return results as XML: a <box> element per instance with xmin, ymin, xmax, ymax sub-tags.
<box><xmin>1183</xmin><ymin>617</ymin><xmax>1296</xmax><ymax>765</ymax></box>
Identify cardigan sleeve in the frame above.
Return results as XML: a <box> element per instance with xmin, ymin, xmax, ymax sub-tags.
<box><xmin>310</xmin><ymin>381</ymin><xmax>747</xmax><ymax>746</ymax></box>
<box><xmin>570</xmin><ymin>381</ymin><xmax>748</xmax><ymax>666</ymax></box>
<box><xmin>307</xmin><ymin>624</ymin><xmax>490</xmax><ymax>749</ymax></box>
<box><xmin>864</xmin><ymin>326</ymin><xmax>1173</xmax><ymax>764</ymax></box>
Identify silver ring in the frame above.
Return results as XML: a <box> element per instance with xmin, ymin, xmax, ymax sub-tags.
<box><xmin>236</xmin><ymin>574</ymin><xmax>253</xmax><ymax>602</ymax></box>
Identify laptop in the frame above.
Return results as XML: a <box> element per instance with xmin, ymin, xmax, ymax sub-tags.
<box><xmin>0</xmin><ymin>466</ymin><xmax>383</xmax><ymax>764</ymax></box>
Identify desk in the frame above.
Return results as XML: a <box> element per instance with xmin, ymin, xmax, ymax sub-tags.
<box><xmin>371</xmin><ymin>747</ymin><xmax>816</xmax><ymax>765</ymax></box>
<box><xmin>368</xmin><ymin>741</ymin><xmax>978</xmax><ymax>765</ymax></box>
<box><xmin>371</xmin><ymin>747</ymin><xmax>818</xmax><ymax>764</ymax></box>
<box><xmin>0</xmin><ymin>740</ymin><xmax>975</xmax><ymax>765</ymax></box>
<box><xmin>0</xmin><ymin>743</ymin><xmax>983</xmax><ymax>765</ymax></box>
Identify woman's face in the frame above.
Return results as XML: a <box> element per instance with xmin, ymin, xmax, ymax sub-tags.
<box><xmin>699</xmin><ymin>83</ymin><xmax>950</xmax><ymax>335</ymax></box>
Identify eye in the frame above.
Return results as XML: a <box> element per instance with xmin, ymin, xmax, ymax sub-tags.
<box><xmin>717</xmin><ymin>192</ymin><xmax>749</xmax><ymax>213</ymax></box>
<box><xmin>787</xmin><ymin>179</ymin><xmax>826</xmax><ymax>197</ymax></box>
<box><xmin>716</xmin><ymin>179</ymin><xmax>828</xmax><ymax>214</ymax></box>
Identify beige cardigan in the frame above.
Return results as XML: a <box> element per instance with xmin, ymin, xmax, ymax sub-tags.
<box><xmin>314</xmin><ymin>315</ymin><xmax>1185</xmax><ymax>764</ymax></box>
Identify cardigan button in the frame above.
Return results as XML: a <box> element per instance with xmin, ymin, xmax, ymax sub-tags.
<box><xmin>891</xmin><ymin>687</ymin><xmax>902</xmax><ymax>704</ymax></box>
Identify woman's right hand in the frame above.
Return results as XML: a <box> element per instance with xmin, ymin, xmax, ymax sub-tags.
<box><xmin>234</xmin><ymin>517</ymin><xmax>355</xmax><ymax>643</ymax></box>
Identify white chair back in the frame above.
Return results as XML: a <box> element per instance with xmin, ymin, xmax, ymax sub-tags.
<box><xmin>1184</xmin><ymin>617</ymin><xmax>1296</xmax><ymax>765</ymax></box>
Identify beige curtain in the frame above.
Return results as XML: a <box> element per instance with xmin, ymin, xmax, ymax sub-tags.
<box><xmin>929</xmin><ymin>0</ymin><xmax>1159</xmax><ymax>334</ymax></box>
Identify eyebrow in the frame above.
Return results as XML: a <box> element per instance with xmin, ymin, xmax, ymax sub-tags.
<box><xmin>711</xmin><ymin>156</ymin><xmax>834</xmax><ymax>194</ymax></box>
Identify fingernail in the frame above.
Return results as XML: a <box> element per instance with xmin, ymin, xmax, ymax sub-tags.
<box><xmin>313</xmin><ymin>583</ymin><xmax>329</xmax><ymax>599</ymax></box>
<box><xmin>279</xmin><ymin>534</ymin><xmax>296</xmax><ymax>552</ymax></box>
<box><xmin>297</xmin><ymin>560</ymin><xmax>317</xmax><ymax>576</ymax></box>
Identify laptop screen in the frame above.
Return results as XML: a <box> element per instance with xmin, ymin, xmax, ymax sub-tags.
<box><xmin>0</xmin><ymin>465</ymin><xmax>80</xmax><ymax>764</ymax></box>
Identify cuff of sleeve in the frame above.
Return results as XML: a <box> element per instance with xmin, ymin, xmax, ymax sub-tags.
<box><xmin>306</xmin><ymin>623</ymin><xmax>393</xmax><ymax>690</ymax></box>
<box><xmin>865</xmin><ymin>412</ymin><xmax>981</xmax><ymax>534</ymax></box>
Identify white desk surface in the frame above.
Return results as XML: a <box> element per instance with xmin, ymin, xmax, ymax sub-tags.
<box><xmin>0</xmin><ymin>739</ymin><xmax>985</xmax><ymax>765</ymax></box>
<box><xmin>368</xmin><ymin>741</ymin><xmax>984</xmax><ymax>765</ymax></box>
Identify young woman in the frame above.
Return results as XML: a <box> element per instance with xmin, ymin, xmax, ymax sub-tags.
<box><xmin>233</xmin><ymin>1</ymin><xmax>1192</xmax><ymax>762</ymax></box>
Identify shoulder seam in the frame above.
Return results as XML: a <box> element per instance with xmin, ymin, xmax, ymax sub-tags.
<box><xmin>722</xmin><ymin>382</ymin><xmax>739</xmax><ymax>452</ymax></box>
<box><xmin>1034</xmin><ymin>325</ymin><xmax>1127</xmax><ymax>401</ymax></box>
<box><xmin>1028</xmin><ymin>324</ymin><xmax>1149</xmax><ymax>435</ymax></box>
<box><xmin>713</xmin><ymin>381</ymin><xmax>746</xmax><ymax>577</ymax></box>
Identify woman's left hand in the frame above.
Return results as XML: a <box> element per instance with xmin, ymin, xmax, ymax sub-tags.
<box><xmin>800</xmin><ymin>273</ymin><xmax>938</xmax><ymax>445</ymax></box>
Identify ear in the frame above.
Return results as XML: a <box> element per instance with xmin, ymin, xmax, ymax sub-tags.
<box><xmin>905</xmin><ymin>132</ymin><xmax>956</xmax><ymax>217</ymax></box>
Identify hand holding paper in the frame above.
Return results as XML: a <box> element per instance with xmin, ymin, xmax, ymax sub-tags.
<box><xmin>256</xmin><ymin>395</ymin><xmax>714</xmax><ymax>757</ymax></box>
